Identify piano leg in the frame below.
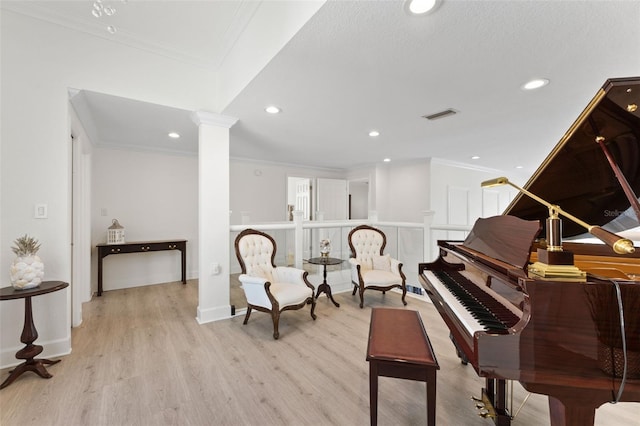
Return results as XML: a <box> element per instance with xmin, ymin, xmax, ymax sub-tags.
<box><xmin>482</xmin><ymin>378</ymin><xmax>511</xmax><ymax>426</ymax></box>
<box><xmin>548</xmin><ymin>396</ymin><xmax>595</xmax><ymax>426</ymax></box>
<box><xmin>449</xmin><ymin>332</ymin><xmax>469</xmax><ymax>365</ymax></box>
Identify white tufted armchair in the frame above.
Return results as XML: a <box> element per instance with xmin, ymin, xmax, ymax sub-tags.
<box><xmin>347</xmin><ymin>225</ymin><xmax>407</xmax><ymax>308</ymax></box>
<box><xmin>234</xmin><ymin>229</ymin><xmax>316</xmax><ymax>339</ymax></box>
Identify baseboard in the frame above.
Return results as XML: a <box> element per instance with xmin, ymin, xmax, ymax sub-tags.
<box><xmin>1</xmin><ymin>336</ymin><xmax>71</xmax><ymax>370</ymax></box>
<box><xmin>196</xmin><ymin>304</ymin><xmax>232</xmax><ymax>324</ymax></box>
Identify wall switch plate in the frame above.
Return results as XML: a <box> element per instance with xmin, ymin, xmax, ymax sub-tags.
<box><xmin>211</xmin><ymin>263</ymin><xmax>221</xmax><ymax>275</ymax></box>
<box><xmin>34</xmin><ymin>204</ymin><xmax>48</xmax><ymax>219</ymax></box>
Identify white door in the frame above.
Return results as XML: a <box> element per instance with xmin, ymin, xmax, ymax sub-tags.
<box><xmin>316</xmin><ymin>178</ymin><xmax>348</xmax><ymax>220</ymax></box>
<box><xmin>295</xmin><ymin>179</ymin><xmax>311</xmax><ymax>221</ymax></box>
<box><xmin>315</xmin><ymin>178</ymin><xmax>347</xmax><ymax>258</ymax></box>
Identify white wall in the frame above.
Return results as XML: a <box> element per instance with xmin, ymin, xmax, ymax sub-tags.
<box><xmin>346</xmin><ymin>166</ymin><xmax>376</xmax><ymax>216</ymax></box>
<box><xmin>0</xmin><ymin>10</ymin><xmax>218</xmax><ymax>367</ymax></box>
<box><xmin>316</xmin><ymin>178</ymin><xmax>348</xmax><ymax>220</ymax></box>
<box><xmin>70</xmin><ymin>102</ymin><xmax>94</xmax><ymax>326</ymax></box>
<box><xmin>349</xmin><ymin>181</ymin><xmax>368</xmax><ymax>220</ymax></box>
<box><xmin>390</xmin><ymin>160</ymin><xmax>432</xmax><ymax>222</ymax></box>
<box><xmin>91</xmin><ymin>148</ymin><xmax>199</xmax><ymax>292</ymax></box>
<box><xmin>0</xmin><ymin>1</ymin><xmax>320</xmax><ymax>366</ymax></box>
<box><xmin>374</xmin><ymin>160</ymin><xmax>431</xmax><ymax>222</ymax></box>
<box><xmin>229</xmin><ymin>159</ymin><xmax>346</xmax><ymax>224</ymax></box>
<box><xmin>428</xmin><ymin>159</ymin><xmax>521</xmax><ymax>259</ymax></box>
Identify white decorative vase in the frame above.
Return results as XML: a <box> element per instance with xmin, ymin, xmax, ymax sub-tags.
<box><xmin>320</xmin><ymin>239</ymin><xmax>331</xmax><ymax>257</ymax></box>
<box><xmin>10</xmin><ymin>255</ymin><xmax>44</xmax><ymax>290</ymax></box>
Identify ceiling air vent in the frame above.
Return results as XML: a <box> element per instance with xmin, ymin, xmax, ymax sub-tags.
<box><xmin>422</xmin><ymin>109</ymin><xmax>457</xmax><ymax>120</ymax></box>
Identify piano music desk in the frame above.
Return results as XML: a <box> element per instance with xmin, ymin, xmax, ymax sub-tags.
<box><xmin>366</xmin><ymin>308</ymin><xmax>439</xmax><ymax>426</ymax></box>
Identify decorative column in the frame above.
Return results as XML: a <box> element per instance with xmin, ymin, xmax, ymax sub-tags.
<box><xmin>240</xmin><ymin>211</ymin><xmax>251</xmax><ymax>225</ymax></box>
<box><xmin>293</xmin><ymin>210</ymin><xmax>304</xmax><ymax>269</ymax></box>
<box><xmin>191</xmin><ymin>110</ymin><xmax>238</xmax><ymax>324</ymax></box>
<box><xmin>423</xmin><ymin>210</ymin><xmax>435</xmax><ymax>262</ymax></box>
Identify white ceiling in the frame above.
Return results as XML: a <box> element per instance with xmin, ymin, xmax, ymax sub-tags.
<box><xmin>10</xmin><ymin>0</ymin><xmax>640</xmax><ymax>175</ymax></box>
<box><xmin>4</xmin><ymin>0</ymin><xmax>260</xmax><ymax>68</ymax></box>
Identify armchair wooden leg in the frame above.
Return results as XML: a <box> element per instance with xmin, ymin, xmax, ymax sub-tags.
<box><xmin>352</xmin><ymin>283</ymin><xmax>358</xmax><ymax>296</ymax></box>
<box><xmin>243</xmin><ymin>307</ymin><xmax>252</xmax><ymax>324</ymax></box>
<box><xmin>271</xmin><ymin>311</ymin><xmax>280</xmax><ymax>340</ymax></box>
<box><xmin>359</xmin><ymin>286</ymin><xmax>365</xmax><ymax>309</ymax></box>
<box><xmin>401</xmin><ymin>284</ymin><xmax>408</xmax><ymax>306</ymax></box>
<box><xmin>310</xmin><ymin>298</ymin><xmax>317</xmax><ymax>320</ymax></box>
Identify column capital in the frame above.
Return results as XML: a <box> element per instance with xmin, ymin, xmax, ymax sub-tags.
<box><xmin>191</xmin><ymin>110</ymin><xmax>238</xmax><ymax>128</ymax></box>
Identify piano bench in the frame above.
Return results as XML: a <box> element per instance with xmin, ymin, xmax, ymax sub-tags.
<box><xmin>366</xmin><ymin>308</ymin><xmax>440</xmax><ymax>426</ymax></box>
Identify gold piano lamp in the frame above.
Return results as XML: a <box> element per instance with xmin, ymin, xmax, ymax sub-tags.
<box><xmin>481</xmin><ymin>177</ymin><xmax>635</xmax><ymax>256</ymax></box>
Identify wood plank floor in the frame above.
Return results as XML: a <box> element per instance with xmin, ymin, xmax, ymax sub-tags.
<box><xmin>1</xmin><ymin>280</ymin><xmax>637</xmax><ymax>425</ymax></box>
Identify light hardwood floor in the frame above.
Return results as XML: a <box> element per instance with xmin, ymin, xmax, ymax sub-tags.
<box><xmin>1</xmin><ymin>280</ymin><xmax>637</xmax><ymax>425</ymax></box>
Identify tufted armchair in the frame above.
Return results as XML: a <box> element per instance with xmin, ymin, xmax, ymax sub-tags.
<box><xmin>347</xmin><ymin>225</ymin><xmax>407</xmax><ymax>308</ymax></box>
<box><xmin>234</xmin><ymin>229</ymin><xmax>316</xmax><ymax>339</ymax></box>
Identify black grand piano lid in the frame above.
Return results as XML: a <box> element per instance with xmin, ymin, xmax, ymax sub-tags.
<box><xmin>504</xmin><ymin>77</ymin><xmax>640</xmax><ymax>239</ymax></box>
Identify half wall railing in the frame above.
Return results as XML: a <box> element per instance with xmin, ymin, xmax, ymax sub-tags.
<box><xmin>229</xmin><ymin>211</ymin><xmax>473</xmax><ymax>288</ymax></box>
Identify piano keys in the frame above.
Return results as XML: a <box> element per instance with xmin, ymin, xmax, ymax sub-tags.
<box><xmin>419</xmin><ymin>77</ymin><xmax>640</xmax><ymax>426</ymax></box>
<box><xmin>424</xmin><ymin>269</ymin><xmax>521</xmax><ymax>334</ymax></box>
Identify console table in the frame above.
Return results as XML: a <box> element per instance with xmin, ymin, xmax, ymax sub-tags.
<box><xmin>0</xmin><ymin>281</ymin><xmax>69</xmax><ymax>389</ymax></box>
<box><xmin>97</xmin><ymin>239</ymin><xmax>187</xmax><ymax>296</ymax></box>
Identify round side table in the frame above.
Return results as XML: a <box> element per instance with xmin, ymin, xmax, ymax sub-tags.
<box><xmin>307</xmin><ymin>256</ymin><xmax>343</xmax><ymax>307</ymax></box>
<box><xmin>0</xmin><ymin>280</ymin><xmax>69</xmax><ymax>389</ymax></box>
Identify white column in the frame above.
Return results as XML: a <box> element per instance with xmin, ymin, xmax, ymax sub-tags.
<box><xmin>293</xmin><ymin>210</ymin><xmax>304</xmax><ymax>269</ymax></box>
<box><xmin>423</xmin><ymin>210</ymin><xmax>435</xmax><ymax>262</ymax></box>
<box><xmin>240</xmin><ymin>211</ymin><xmax>251</xmax><ymax>225</ymax></box>
<box><xmin>192</xmin><ymin>110</ymin><xmax>238</xmax><ymax>324</ymax></box>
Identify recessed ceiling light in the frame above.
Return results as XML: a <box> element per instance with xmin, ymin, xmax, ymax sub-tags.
<box><xmin>369</xmin><ymin>130</ymin><xmax>380</xmax><ymax>137</ymax></box>
<box><xmin>405</xmin><ymin>0</ymin><xmax>440</xmax><ymax>15</ymax></box>
<box><xmin>168</xmin><ymin>132</ymin><xmax>180</xmax><ymax>139</ymax></box>
<box><xmin>522</xmin><ymin>78</ymin><xmax>549</xmax><ymax>90</ymax></box>
<box><xmin>471</xmin><ymin>155</ymin><xmax>480</xmax><ymax>160</ymax></box>
<box><xmin>383</xmin><ymin>158</ymin><xmax>391</xmax><ymax>162</ymax></box>
<box><xmin>515</xmin><ymin>165</ymin><xmax>523</xmax><ymax>169</ymax></box>
<box><xmin>265</xmin><ymin>105</ymin><xmax>281</xmax><ymax>114</ymax></box>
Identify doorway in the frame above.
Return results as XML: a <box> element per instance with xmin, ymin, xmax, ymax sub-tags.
<box><xmin>287</xmin><ymin>176</ymin><xmax>313</xmax><ymax>221</ymax></box>
<box><xmin>70</xmin><ymin>101</ymin><xmax>93</xmax><ymax>327</ymax></box>
<box><xmin>348</xmin><ymin>180</ymin><xmax>369</xmax><ymax>220</ymax></box>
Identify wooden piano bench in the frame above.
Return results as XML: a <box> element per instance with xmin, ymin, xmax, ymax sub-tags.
<box><xmin>366</xmin><ymin>308</ymin><xmax>440</xmax><ymax>426</ymax></box>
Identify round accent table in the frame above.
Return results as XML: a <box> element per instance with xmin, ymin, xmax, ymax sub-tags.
<box><xmin>307</xmin><ymin>257</ymin><xmax>343</xmax><ymax>307</ymax></box>
<box><xmin>0</xmin><ymin>280</ymin><xmax>69</xmax><ymax>389</ymax></box>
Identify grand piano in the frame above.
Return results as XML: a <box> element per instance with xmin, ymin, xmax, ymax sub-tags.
<box><xmin>419</xmin><ymin>77</ymin><xmax>640</xmax><ymax>426</ymax></box>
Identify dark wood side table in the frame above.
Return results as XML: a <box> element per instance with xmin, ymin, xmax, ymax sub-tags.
<box><xmin>0</xmin><ymin>280</ymin><xmax>69</xmax><ymax>389</ymax></box>
<box><xmin>96</xmin><ymin>239</ymin><xmax>187</xmax><ymax>296</ymax></box>
<box><xmin>307</xmin><ymin>256</ymin><xmax>343</xmax><ymax>307</ymax></box>
<box><xmin>367</xmin><ymin>308</ymin><xmax>439</xmax><ymax>426</ymax></box>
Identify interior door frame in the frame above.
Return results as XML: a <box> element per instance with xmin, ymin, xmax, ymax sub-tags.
<box><xmin>70</xmin><ymin>98</ymin><xmax>93</xmax><ymax>327</ymax></box>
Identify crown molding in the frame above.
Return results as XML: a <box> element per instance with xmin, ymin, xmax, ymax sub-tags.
<box><xmin>191</xmin><ymin>111</ymin><xmax>238</xmax><ymax>129</ymax></box>
<box><xmin>230</xmin><ymin>156</ymin><xmax>347</xmax><ymax>173</ymax></box>
<box><xmin>431</xmin><ymin>157</ymin><xmax>508</xmax><ymax>174</ymax></box>
<box><xmin>1</xmin><ymin>1</ymin><xmax>260</xmax><ymax>71</ymax></box>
